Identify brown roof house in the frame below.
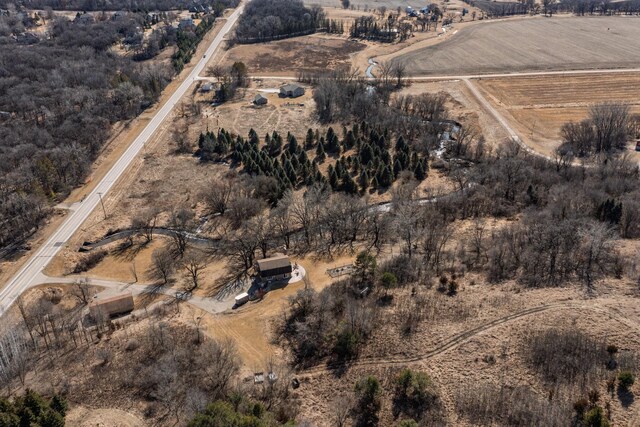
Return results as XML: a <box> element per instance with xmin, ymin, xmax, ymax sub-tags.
<box><xmin>255</xmin><ymin>254</ymin><xmax>292</xmax><ymax>282</ymax></box>
<box><xmin>89</xmin><ymin>292</ymin><xmax>134</xmax><ymax>320</ymax></box>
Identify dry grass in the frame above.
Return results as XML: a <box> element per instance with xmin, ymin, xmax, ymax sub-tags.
<box><xmin>66</xmin><ymin>407</ymin><xmax>145</xmax><ymax>427</ymax></box>
<box><xmin>215</xmin><ymin>34</ymin><xmax>366</xmax><ymax>76</ymax></box>
<box><xmin>475</xmin><ymin>72</ymin><xmax>640</xmax><ymax>157</ymax></box>
<box><xmin>397</xmin><ymin>16</ymin><xmax>640</xmax><ymax>75</ymax></box>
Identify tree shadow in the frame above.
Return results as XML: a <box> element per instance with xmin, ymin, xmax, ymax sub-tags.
<box><xmin>207</xmin><ymin>271</ymin><xmax>250</xmax><ymax>301</ymax></box>
<box><xmin>617</xmin><ymin>387</ymin><xmax>634</xmax><ymax>408</ymax></box>
<box><xmin>112</xmin><ymin>237</ymin><xmax>148</xmax><ymax>262</ymax></box>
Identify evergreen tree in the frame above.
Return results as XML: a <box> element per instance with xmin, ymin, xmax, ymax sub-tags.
<box><xmin>341</xmin><ymin>174</ymin><xmax>358</xmax><ymax>194</ymax></box>
<box><xmin>359</xmin><ymin>143</ymin><xmax>375</xmax><ymax>166</ymax></box>
<box><xmin>316</xmin><ymin>140</ymin><xmax>326</xmax><ymax>163</ymax></box>
<box><xmin>287</xmin><ymin>135</ymin><xmax>299</xmax><ymax>155</ymax></box>
<box><xmin>393</xmin><ymin>158</ymin><xmax>402</xmax><ymax>178</ymax></box>
<box><xmin>248</xmin><ymin>128</ymin><xmax>259</xmax><ymax>146</ymax></box>
<box><xmin>326</xmin><ymin>127</ymin><xmax>341</xmax><ymax>154</ymax></box>
<box><xmin>378</xmin><ymin>165</ymin><xmax>393</xmax><ymax>187</ymax></box>
<box><xmin>328</xmin><ymin>165</ymin><xmax>339</xmax><ymax>190</ymax></box>
<box><xmin>298</xmin><ymin>150</ymin><xmax>309</xmax><ymax>166</ymax></box>
<box><xmin>359</xmin><ymin>169</ymin><xmax>370</xmax><ymax>191</ymax></box>
<box><xmin>343</xmin><ymin>129</ymin><xmax>356</xmax><ymax>150</ymax></box>
<box><xmin>284</xmin><ymin>158</ymin><xmax>297</xmax><ymax>185</ymax></box>
<box><xmin>305</xmin><ymin>128</ymin><xmax>315</xmax><ymax>149</ymax></box>
<box><xmin>414</xmin><ymin>159</ymin><xmax>427</xmax><ymax>181</ymax></box>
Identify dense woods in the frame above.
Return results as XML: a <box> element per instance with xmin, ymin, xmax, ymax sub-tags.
<box><xmin>0</xmin><ymin>0</ymin><xmax>234</xmax><ymax>11</ymax></box>
<box><xmin>234</xmin><ymin>0</ymin><xmax>325</xmax><ymax>43</ymax></box>
<box><xmin>0</xmin><ymin>4</ymin><xmax>232</xmax><ymax>254</ymax></box>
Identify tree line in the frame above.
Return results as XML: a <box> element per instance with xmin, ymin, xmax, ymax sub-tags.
<box><xmin>234</xmin><ymin>0</ymin><xmax>325</xmax><ymax>43</ymax></box>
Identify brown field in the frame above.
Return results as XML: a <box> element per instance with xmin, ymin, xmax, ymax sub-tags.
<box><xmin>475</xmin><ymin>72</ymin><xmax>640</xmax><ymax>156</ymax></box>
<box><xmin>215</xmin><ymin>34</ymin><xmax>366</xmax><ymax>76</ymax></box>
<box><xmin>396</xmin><ymin>16</ymin><xmax>640</xmax><ymax>75</ymax></box>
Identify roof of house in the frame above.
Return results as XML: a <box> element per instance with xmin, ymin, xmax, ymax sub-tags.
<box><xmin>254</xmin><ymin>93</ymin><xmax>267</xmax><ymax>101</ymax></box>
<box><xmin>280</xmin><ymin>83</ymin><xmax>303</xmax><ymax>92</ymax></box>
<box><xmin>256</xmin><ymin>254</ymin><xmax>291</xmax><ymax>272</ymax></box>
<box><xmin>89</xmin><ymin>292</ymin><xmax>133</xmax><ymax>307</ymax></box>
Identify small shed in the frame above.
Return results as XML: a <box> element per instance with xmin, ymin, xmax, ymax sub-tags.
<box><xmin>201</xmin><ymin>82</ymin><xmax>214</xmax><ymax>92</ymax></box>
<box><xmin>256</xmin><ymin>254</ymin><xmax>293</xmax><ymax>282</ymax></box>
<box><xmin>279</xmin><ymin>84</ymin><xmax>305</xmax><ymax>98</ymax></box>
<box><xmin>89</xmin><ymin>292</ymin><xmax>134</xmax><ymax>320</ymax></box>
<box><xmin>254</xmin><ymin>93</ymin><xmax>268</xmax><ymax>105</ymax></box>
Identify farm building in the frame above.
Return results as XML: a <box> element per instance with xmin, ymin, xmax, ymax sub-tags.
<box><xmin>89</xmin><ymin>292</ymin><xmax>134</xmax><ymax>319</ymax></box>
<box><xmin>279</xmin><ymin>84</ymin><xmax>305</xmax><ymax>98</ymax></box>
<box><xmin>254</xmin><ymin>93</ymin><xmax>268</xmax><ymax>105</ymax></box>
<box><xmin>256</xmin><ymin>254</ymin><xmax>293</xmax><ymax>282</ymax></box>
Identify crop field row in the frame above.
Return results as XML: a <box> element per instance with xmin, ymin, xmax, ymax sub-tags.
<box><xmin>476</xmin><ymin>73</ymin><xmax>640</xmax><ymax>108</ymax></box>
<box><xmin>473</xmin><ymin>72</ymin><xmax>640</xmax><ymax>157</ymax></box>
<box><xmin>396</xmin><ymin>16</ymin><xmax>640</xmax><ymax>75</ymax></box>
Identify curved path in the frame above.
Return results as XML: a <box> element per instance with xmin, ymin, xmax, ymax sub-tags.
<box><xmin>299</xmin><ymin>299</ymin><xmax>633</xmax><ymax>376</ymax></box>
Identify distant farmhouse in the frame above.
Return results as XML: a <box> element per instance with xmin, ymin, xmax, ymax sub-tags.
<box><xmin>255</xmin><ymin>254</ymin><xmax>292</xmax><ymax>282</ymax></box>
<box><xmin>254</xmin><ymin>93</ymin><xmax>268</xmax><ymax>105</ymax></box>
<box><xmin>279</xmin><ymin>84</ymin><xmax>305</xmax><ymax>98</ymax></box>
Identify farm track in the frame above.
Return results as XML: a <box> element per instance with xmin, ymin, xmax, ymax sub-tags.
<box><xmin>299</xmin><ymin>300</ymin><xmax>628</xmax><ymax>377</ymax></box>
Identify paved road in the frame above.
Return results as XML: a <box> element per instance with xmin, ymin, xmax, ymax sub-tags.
<box><xmin>0</xmin><ymin>4</ymin><xmax>245</xmax><ymax>317</ymax></box>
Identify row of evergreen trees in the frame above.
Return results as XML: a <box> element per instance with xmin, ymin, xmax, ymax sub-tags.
<box><xmin>196</xmin><ymin>121</ymin><xmax>428</xmax><ymax>201</ymax></box>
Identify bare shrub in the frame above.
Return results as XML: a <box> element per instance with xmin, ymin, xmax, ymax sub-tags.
<box><xmin>525</xmin><ymin>328</ymin><xmax>608</xmax><ymax>387</ymax></box>
<box><xmin>455</xmin><ymin>383</ymin><xmax>572</xmax><ymax>426</ymax></box>
<box><xmin>125</xmin><ymin>339</ymin><xmax>140</xmax><ymax>352</ymax></box>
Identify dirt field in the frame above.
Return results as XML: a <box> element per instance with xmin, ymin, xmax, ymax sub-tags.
<box><xmin>475</xmin><ymin>72</ymin><xmax>640</xmax><ymax>157</ymax></box>
<box><xmin>396</xmin><ymin>16</ymin><xmax>640</xmax><ymax>75</ymax></box>
<box><xmin>215</xmin><ymin>34</ymin><xmax>366</xmax><ymax>76</ymax></box>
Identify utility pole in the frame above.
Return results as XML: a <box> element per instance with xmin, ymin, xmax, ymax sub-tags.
<box><xmin>97</xmin><ymin>192</ymin><xmax>107</xmax><ymax>220</ymax></box>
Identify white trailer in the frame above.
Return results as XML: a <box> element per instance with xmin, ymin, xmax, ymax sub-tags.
<box><xmin>234</xmin><ymin>292</ymin><xmax>250</xmax><ymax>306</ymax></box>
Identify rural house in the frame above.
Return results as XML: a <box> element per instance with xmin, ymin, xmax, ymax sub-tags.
<box><xmin>254</xmin><ymin>93</ymin><xmax>268</xmax><ymax>105</ymax></box>
<box><xmin>255</xmin><ymin>254</ymin><xmax>293</xmax><ymax>282</ymax></box>
<box><xmin>89</xmin><ymin>292</ymin><xmax>134</xmax><ymax>320</ymax></box>
<box><xmin>279</xmin><ymin>84</ymin><xmax>305</xmax><ymax>98</ymax></box>
<box><xmin>201</xmin><ymin>82</ymin><xmax>214</xmax><ymax>92</ymax></box>
<box><xmin>178</xmin><ymin>18</ymin><xmax>196</xmax><ymax>31</ymax></box>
